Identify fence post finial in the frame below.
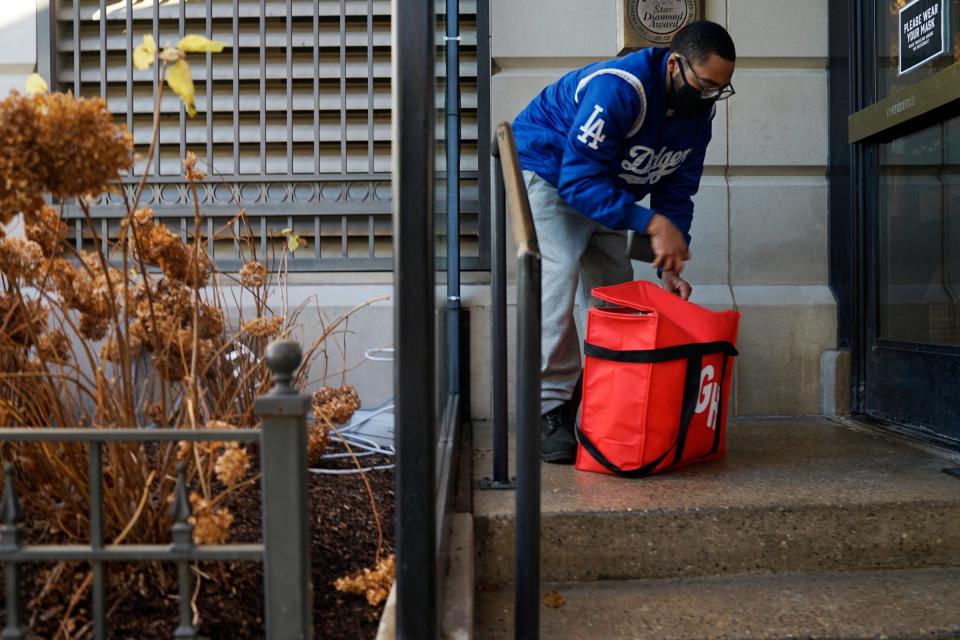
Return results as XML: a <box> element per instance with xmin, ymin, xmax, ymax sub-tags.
<box><xmin>265</xmin><ymin>340</ymin><xmax>303</xmax><ymax>395</ymax></box>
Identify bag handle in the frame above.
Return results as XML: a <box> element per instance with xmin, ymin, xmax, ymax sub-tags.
<box><xmin>576</xmin><ymin>341</ymin><xmax>737</xmax><ymax>477</ymax></box>
<box><xmin>589</xmin><ymin>282</ymin><xmax>655</xmax><ymax>312</ymax></box>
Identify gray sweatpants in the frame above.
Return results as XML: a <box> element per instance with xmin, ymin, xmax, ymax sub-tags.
<box><xmin>524</xmin><ymin>171</ymin><xmax>634</xmax><ymax>415</ymax></box>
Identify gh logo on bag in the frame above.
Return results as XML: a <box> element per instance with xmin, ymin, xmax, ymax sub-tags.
<box><xmin>696</xmin><ymin>365</ymin><xmax>720</xmax><ymax>430</ymax></box>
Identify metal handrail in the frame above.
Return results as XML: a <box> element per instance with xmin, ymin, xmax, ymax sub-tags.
<box><xmin>491</xmin><ymin>121</ymin><xmax>543</xmax><ymax>639</ymax></box>
<box><xmin>495</xmin><ymin>124</ymin><xmax>540</xmax><ymax>257</ymax></box>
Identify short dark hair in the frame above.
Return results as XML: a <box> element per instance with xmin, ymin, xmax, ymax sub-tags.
<box><xmin>670</xmin><ymin>21</ymin><xmax>736</xmax><ymax>65</ymax></box>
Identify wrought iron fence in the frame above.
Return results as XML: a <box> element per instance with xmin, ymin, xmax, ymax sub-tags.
<box><xmin>0</xmin><ymin>341</ymin><xmax>312</xmax><ymax>640</ymax></box>
<box><xmin>36</xmin><ymin>0</ymin><xmax>489</xmax><ymax>272</ymax></box>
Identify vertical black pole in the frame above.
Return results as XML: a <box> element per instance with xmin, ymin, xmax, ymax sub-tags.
<box><xmin>515</xmin><ymin>251</ymin><xmax>542</xmax><ymax>639</ymax></box>
<box><xmin>35</xmin><ymin>0</ymin><xmax>58</xmax><ymax>92</ymax></box>
<box><xmin>490</xmin><ymin>153</ymin><xmax>510</xmax><ymax>485</ymax></box>
<box><xmin>475</xmin><ymin>0</ymin><xmax>492</xmax><ymax>270</ymax></box>
<box><xmin>393</xmin><ymin>0</ymin><xmax>437</xmax><ymax>635</ymax></box>
<box><xmin>446</xmin><ymin>0</ymin><xmax>462</xmax><ymax>409</ymax></box>
<box><xmin>88</xmin><ymin>443</ymin><xmax>106</xmax><ymax>640</ymax></box>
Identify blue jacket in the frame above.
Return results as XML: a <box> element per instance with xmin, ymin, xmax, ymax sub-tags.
<box><xmin>512</xmin><ymin>47</ymin><xmax>713</xmax><ymax>247</ymax></box>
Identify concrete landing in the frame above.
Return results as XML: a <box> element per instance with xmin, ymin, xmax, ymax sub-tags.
<box><xmin>476</xmin><ymin>567</ymin><xmax>960</xmax><ymax>640</ymax></box>
<box><xmin>474</xmin><ymin>418</ymin><xmax>960</xmax><ymax>583</ymax></box>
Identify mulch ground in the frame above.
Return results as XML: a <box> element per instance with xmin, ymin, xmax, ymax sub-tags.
<box><xmin>8</xmin><ymin>454</ymin><xmax>395</xmax><ymax>639</ymax></box>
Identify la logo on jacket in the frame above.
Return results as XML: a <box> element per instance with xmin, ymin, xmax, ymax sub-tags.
<box><xmin>577</xmin><ymin>104</ymin><xmax>608</xmax><ymax>150</ymax></box>
<box><xmin>696</xmin><ymin>365</ymin><xmax>720</xmax><ymax>430</ymax></box>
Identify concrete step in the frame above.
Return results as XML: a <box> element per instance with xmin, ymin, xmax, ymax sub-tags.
<box><xmin>475</xmin><ymin>567</ymin><xmax>960</xmax><ymax>640</ymax></box>
<box><xmin>473</xmin><ymin>419</ymin><xmax>960</xmax><ymax>583</ymax></box>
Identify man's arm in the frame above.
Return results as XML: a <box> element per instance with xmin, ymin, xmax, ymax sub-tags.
<box><xmin>648</xmin><ymin>118</ymin><xmax>712</xmax><ymax>296</ymax></box>
<box><xmin>649</xmin><ymin>115</ymin><xmax>713</xmax><ymax>253</ymax></box>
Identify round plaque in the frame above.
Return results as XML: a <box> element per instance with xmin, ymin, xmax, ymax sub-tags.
<box><xmin>627</xmin><ymin>0</ymin><xmax>698</xmax><ymax>44</ymax></box>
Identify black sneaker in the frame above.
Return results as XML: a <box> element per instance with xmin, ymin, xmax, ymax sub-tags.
<box><xmin>541</xmin><ymin>403</ymin><xmax>577</xmax><ymax>464</ymax></box>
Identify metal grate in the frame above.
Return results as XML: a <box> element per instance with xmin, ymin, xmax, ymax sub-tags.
<box><xmin>41</xmin><ymin>0</ymin><xmax>487</xmax><ymax>271</ymax></box>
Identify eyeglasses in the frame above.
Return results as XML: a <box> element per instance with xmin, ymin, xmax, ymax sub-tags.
<box><xmin>675</xmin><ymin>55</ymin><xmax>735</xmax><ymax>101</ymax></box>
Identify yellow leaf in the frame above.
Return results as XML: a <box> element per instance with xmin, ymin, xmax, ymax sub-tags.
<box><xmin>166</xmin><ymin>59</ymin><xmax>196</xmax><ymax>117</ymax></box>
<box><xmin>133</xmin><ymin>34</ymin><xmax>157</xmax><ymax>70</ymax></box>
<box><xmin>543</xmin><ymin>591</ymin><xmax>565</xmax><ymax>608</ymax></box>
<box><xmin>279</xmin><ymin>227</ymin><xmax>293</xmax><ymax>236</ymax></box>
<box><xmin>287</xmin><ymin>234</ymin><xmax>300</xmax><ymax>253</ymax></box>
<box><xmin>25</xmin><ymin>73</ymin><xmax>48</xmax><ymax>95</ymax></box>
<box><xmin>177</xmin><ymin>35</ymin><xmax>226</xmax><ymax>53</ymax></box>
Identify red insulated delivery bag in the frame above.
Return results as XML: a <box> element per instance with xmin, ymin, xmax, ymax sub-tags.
<box><xmin>575</xmin><ymin>281</ymin><xmax>740</xmax><ymax>477</ymax></box>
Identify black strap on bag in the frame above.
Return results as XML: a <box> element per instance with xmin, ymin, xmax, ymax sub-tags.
<box><xmin>576</xmin><ymin>341</ymin><xmax>737</xmax><ymax>478</ymax></box>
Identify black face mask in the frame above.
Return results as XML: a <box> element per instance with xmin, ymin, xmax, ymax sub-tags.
<box><xmin>666</xmin><ymin>59</ymin><xmax>716</xmax><ymax>118</ymax></box>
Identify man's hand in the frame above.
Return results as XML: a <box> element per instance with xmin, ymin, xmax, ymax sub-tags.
<box><xmin>646</xmin><ymin>213</ymin><xmax>689</xmax><ymax>275</ymax></box>
<box><xmin>661</xmin><ymin>271</ymin><xmax>693</xmax><ymax>300</ymax></box>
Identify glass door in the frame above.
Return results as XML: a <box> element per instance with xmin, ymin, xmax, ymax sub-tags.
<box><xmin>856</xmin><ymin>0</ymin><xmax>960</xmax><ymax>445</ymax></box>
<box><xmin>865</xmin><ymin>116</ymin><xmax>960</xmax><ymax>442</ymax></box>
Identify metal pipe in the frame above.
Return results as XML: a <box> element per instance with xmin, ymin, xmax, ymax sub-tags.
<box><xmin>446</xmin><ymin>0</ymin><xmax>462</xmax><ymax>405</ymax></box>
<box><xmin>490</xmin><ymin>153</ymin><xmax>510</xmax><ymax>485</ymax></box>
<box><xmin>392</xmin><ymin>0</ymin><xmax>438</xmax><ymax>634</ymax></box>
<box><xmin>515</xmin><ymin>250</ymin><xmax>542</xmax><ymax>640</ymax></box>
<box><xmin>475</xmin><ymin>0</ymin><xmax>493</xmax><ymax>270</ymax></box>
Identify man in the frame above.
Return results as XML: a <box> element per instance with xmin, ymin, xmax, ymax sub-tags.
<box><xmin>512</xmin><ymin>21</ymin><xmax>736</xmax><ymax>464</ymax></box>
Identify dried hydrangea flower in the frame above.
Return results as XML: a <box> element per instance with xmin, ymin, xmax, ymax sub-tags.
<box><xmin>307</xmin><ymin>420</ymin><xmax>332</xmax><ymax>465</ymax></box>
<box><xmin>34</xmin><ymin>92</ymin><xmax>133</xmax><ymax>200</ymax></box>
<box><xmin>35</xmin><ymin>329</ymin><xmax>71</xmax><ymax>363</ymax></box>
<box><xmin>311</xmin><ymin>385</ymin><xmax>361</xmax><ymax>426</ymax></box>
<box><xmin>25</xmin><ymin>205</ymin><xmax>66</xmax><ymax>258</ymax></box>
<box><xmin>132</xmin><ymin>206</ymin><xmax>154</xmax><ymax>226</ymax></box>
<box><xmin>79</xmin><ymin>313</ymin><xmax>109</xmax><ymax>341</ymax></box>
<box><xmin>0</xmin><ymin>237</ymin><xmax>44</xmax><ymax>281</ymax></box>
<box><xmin>214</xmin><ymin>442</ymin><xmax>249</xmax><ymax>486</ymax></box>
<box><xmin>182</xmin><ymin>151</ymin><xmax>207</xmax><ymax>182</ymax></box>
<box><xmin>0</xmin><ymin>92</ymin><xmax>46</xmax><ymax>225</ymax></box>
<box><xmin>334</xmin><ymin>554</ymin><xmax>396</xmax><ymax>606</ymax></box>
<box><xmin>0</xmin><ymin>90</ymin><xmax>130</xmax><ymax>224</ymax></box>
<box><xmin>188</xmin><ymin>493</ymin><xmax>234</xmax><ymax>545</ymax></box>
<box><xmin>197</xmin><ymin>303</ymin><xmax>224</xmax><ymax>340</ymax></box>
<box><xmin>133</xmin><ymin>218</ymin><xmax>211</xmax><ymax>287</ymax></box>
<box><xmin>239</xmin><ymin>260</ymin><xmax>266</xmax><ymax>288</ymax></box>
<box><xmin>145</xmin><ymin>403</ymin><xmax>164</xmax><ymax>426</ymax></box>
<box><xmin>241</xmin><ymin>316</ymin><xmax>284</xmax><ymax>338</ymax></box>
